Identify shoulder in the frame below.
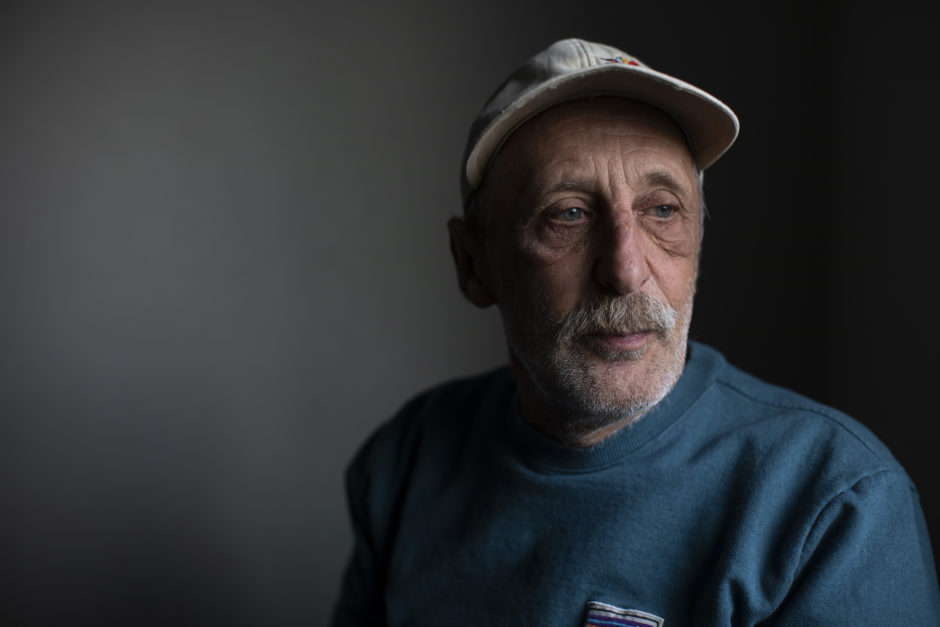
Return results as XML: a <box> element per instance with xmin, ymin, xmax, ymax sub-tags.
<box><xmin>683</xmin><ymin>346</ymin><xmax>939</xmax><ymax>618</ymax></box>
<box><xmin>361</xmin><ymin>366</ymin><xmax>515</xmax><ymax>453</ymax></box>
<box><xmin>688</xmin><ymin>343</ymin><xmax>910</xmax><ymax>501</ymax></box>
<box><xmin>346</xmin><ymin>366</ymin><xmax>516</xmax><ymax>491</ymax></box>
<box><xmin>724</xmin><ymin>351</ymin><xmax>896</xmax><ymax>460</ymax></box>
<box><xmin>342</xmin><ymin>367</ymin><xmax>516</xmax><ymax>559</ymax></box>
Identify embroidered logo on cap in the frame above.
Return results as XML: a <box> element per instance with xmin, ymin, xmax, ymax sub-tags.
<box><xmin>585</xmin><ymin>601</ymin><xmax>664</xmax><ymax>627</ymax></box>
<box><xmin>601</xmin><ymin>56</ymin><xmax>640</xmax><ymax>66</ymax></box>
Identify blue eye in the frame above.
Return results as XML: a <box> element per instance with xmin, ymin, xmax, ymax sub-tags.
<box><xmin>558</xmin><ymin>207</ymin><xmax>584</xmax><ymax>221</ymax></box>
<box><xmin>651</xmin><ymin>205</ymin><xmax>674</xmax><ymax>218</ymax></box>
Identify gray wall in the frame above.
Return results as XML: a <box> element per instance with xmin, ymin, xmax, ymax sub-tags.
<box><xmin>1</xmin><ymin>1</ymin><xmax>936</xmax><ymax>625</ymax></box>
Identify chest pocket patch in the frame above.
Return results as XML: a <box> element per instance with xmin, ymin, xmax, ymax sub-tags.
<box><xmin>584</xmin><ymin>601</ymin><xmax>664</xmax><ymax>627</ymax></box>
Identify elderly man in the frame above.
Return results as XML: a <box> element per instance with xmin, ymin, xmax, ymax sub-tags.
<box><xmin>332</xmin><ymin>39</ymin><xmax>940</xmax><ymax>625</ymax></box>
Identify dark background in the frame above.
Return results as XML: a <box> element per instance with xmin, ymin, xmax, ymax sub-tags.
<box><xmin>1</xmin><ymin>1</ymin><xmax>937</xmax><ymax>625</ymax></box>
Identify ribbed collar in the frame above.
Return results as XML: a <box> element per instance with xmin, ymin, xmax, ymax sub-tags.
<box><xmin>504</xmin><ymin>341</ymin><xmax>723</xmax><ymax>473</ymax></box>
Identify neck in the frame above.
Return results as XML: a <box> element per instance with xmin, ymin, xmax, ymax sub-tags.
<box><xmin>512</xmin><ymin>368</ymin><xmax>652</xmax><ymax>449</ymax></box>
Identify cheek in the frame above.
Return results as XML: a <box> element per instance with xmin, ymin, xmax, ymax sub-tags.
<box><xmin>643</xmin><ymin>222</ymin><xmax>701</xmax><ymax>292</ymax></box>
<box><xmin>524</xmin><ymin>261</ymin><xmax>591</xmax><ymax>319</ymax></box>
<box><xmin>640</xmin><ymin>216</ymin><xmax>700</xmax><ymax>259</ymax></box>
<box><xmin>656</xmin><ymin>255</ymin><xmax>699</xmax><ymax>305</ymax></box>
<box><xmin>493</xmin><ymin>251</ymin><xmax>588</xmax><ymax>315</ymax></box>
<box><xmin>493</xmin><ymin>228</ymin><xmax>587</xmax><ymax>284</ymax></box>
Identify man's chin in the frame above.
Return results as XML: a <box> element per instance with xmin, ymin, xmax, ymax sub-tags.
<box><xmin>556</xmin><ymin>342</ymin><xmax>685</xmax><ymax>413</ymax></box>
<box><xmin>549</xmin><ymin>381</ymin><xmax>661</xmax><ymax>443</ymax></box>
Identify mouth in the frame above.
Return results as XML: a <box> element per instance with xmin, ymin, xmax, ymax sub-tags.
<box><xmin>585</xmin><ymin>329</ymin><xmax>656</xmax><ymax>353</ymax></box>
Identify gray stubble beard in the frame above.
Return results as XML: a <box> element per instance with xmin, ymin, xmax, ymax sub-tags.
<box><xmin>508</xmin><ymin>291</ymin><xmax>693</xmax><ymax>444</ymax></box>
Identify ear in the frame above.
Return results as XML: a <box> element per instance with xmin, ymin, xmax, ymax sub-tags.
<box><xmin>447</xmin><ymin>217</ymin><xmax>496</xmax><ymax>308</ymax></box>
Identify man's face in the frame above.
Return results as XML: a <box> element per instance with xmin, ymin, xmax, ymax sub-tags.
<box><xmin>478</xmin><ymin>97</ymin><xmax>702</xmax><ymax>445</ymax></box>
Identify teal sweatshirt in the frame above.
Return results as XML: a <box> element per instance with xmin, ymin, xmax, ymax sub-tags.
<box><xmin>333</xmin><ymin>343</ymin><xmax>940</xmax><ymax>625</ymax></box>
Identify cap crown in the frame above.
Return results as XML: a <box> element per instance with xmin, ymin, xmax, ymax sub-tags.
<box><xmin>461</xmin><ymin>38</ymin><xmax>739</xmax><ymax>207</ymax></box>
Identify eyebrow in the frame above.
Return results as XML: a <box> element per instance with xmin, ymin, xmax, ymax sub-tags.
<box><xmin>548</xmin><ymin>180</ymin><xmax>584</xmax><ymax>193</ymax></box>
<box><xmin>640</xmin><ymin>171</ymin><xmax>693</xmax><ymax>197</ymax></box>
<box><xmin>542</xmin><ymin>171</ymin><xmax>693</xmax><ymax>197</ymax></box>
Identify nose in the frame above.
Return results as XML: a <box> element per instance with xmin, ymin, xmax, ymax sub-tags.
<box><xmin>593</xmin><ymin>213</ymin><xmax>651</xmax><ymax>295</ymax></box>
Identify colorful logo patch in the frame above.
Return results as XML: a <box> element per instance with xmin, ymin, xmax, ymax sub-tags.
<box><xmin>600</xmin><ymin>56</ymin><xmax>640</xmax><ymax>66</ymax></box>
<box><xmin>585</xmin><ymin>601</ymin><xmax>664</xmax><ymax>627</ymax></box>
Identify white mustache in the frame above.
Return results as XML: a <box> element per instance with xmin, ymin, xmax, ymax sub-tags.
<box><xmin>556</xmin><ymin>292</ymin><xmax>678</xmax><ymax>341</ymax></box>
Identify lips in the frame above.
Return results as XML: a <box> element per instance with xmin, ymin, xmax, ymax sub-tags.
<box><xmin>584</xmin><ymin>329</ymin><xmax>655</xmax><ymax>353</ymax></box>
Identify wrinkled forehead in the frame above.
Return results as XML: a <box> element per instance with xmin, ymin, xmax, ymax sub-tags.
<box><xmin>486</xmin><ymin>97</ymin><xmax>698</xmax><ymax>191</ymax></box>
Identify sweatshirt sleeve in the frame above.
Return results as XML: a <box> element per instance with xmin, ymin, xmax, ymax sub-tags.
<box><xmin>768</xmin><ymin>470</ymin><xmax>940</xmax><ymax>624</ymax></box>
<box><xmin>330</xmin><ymin>443</ymin><xmax>389</xmax><ymax>627</ymax></box>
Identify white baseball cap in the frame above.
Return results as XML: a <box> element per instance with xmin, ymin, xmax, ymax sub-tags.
<box><xmin>461</xmin><ymin>38</ymin><xmax>740</xmax><ymax>206</ymax></box>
